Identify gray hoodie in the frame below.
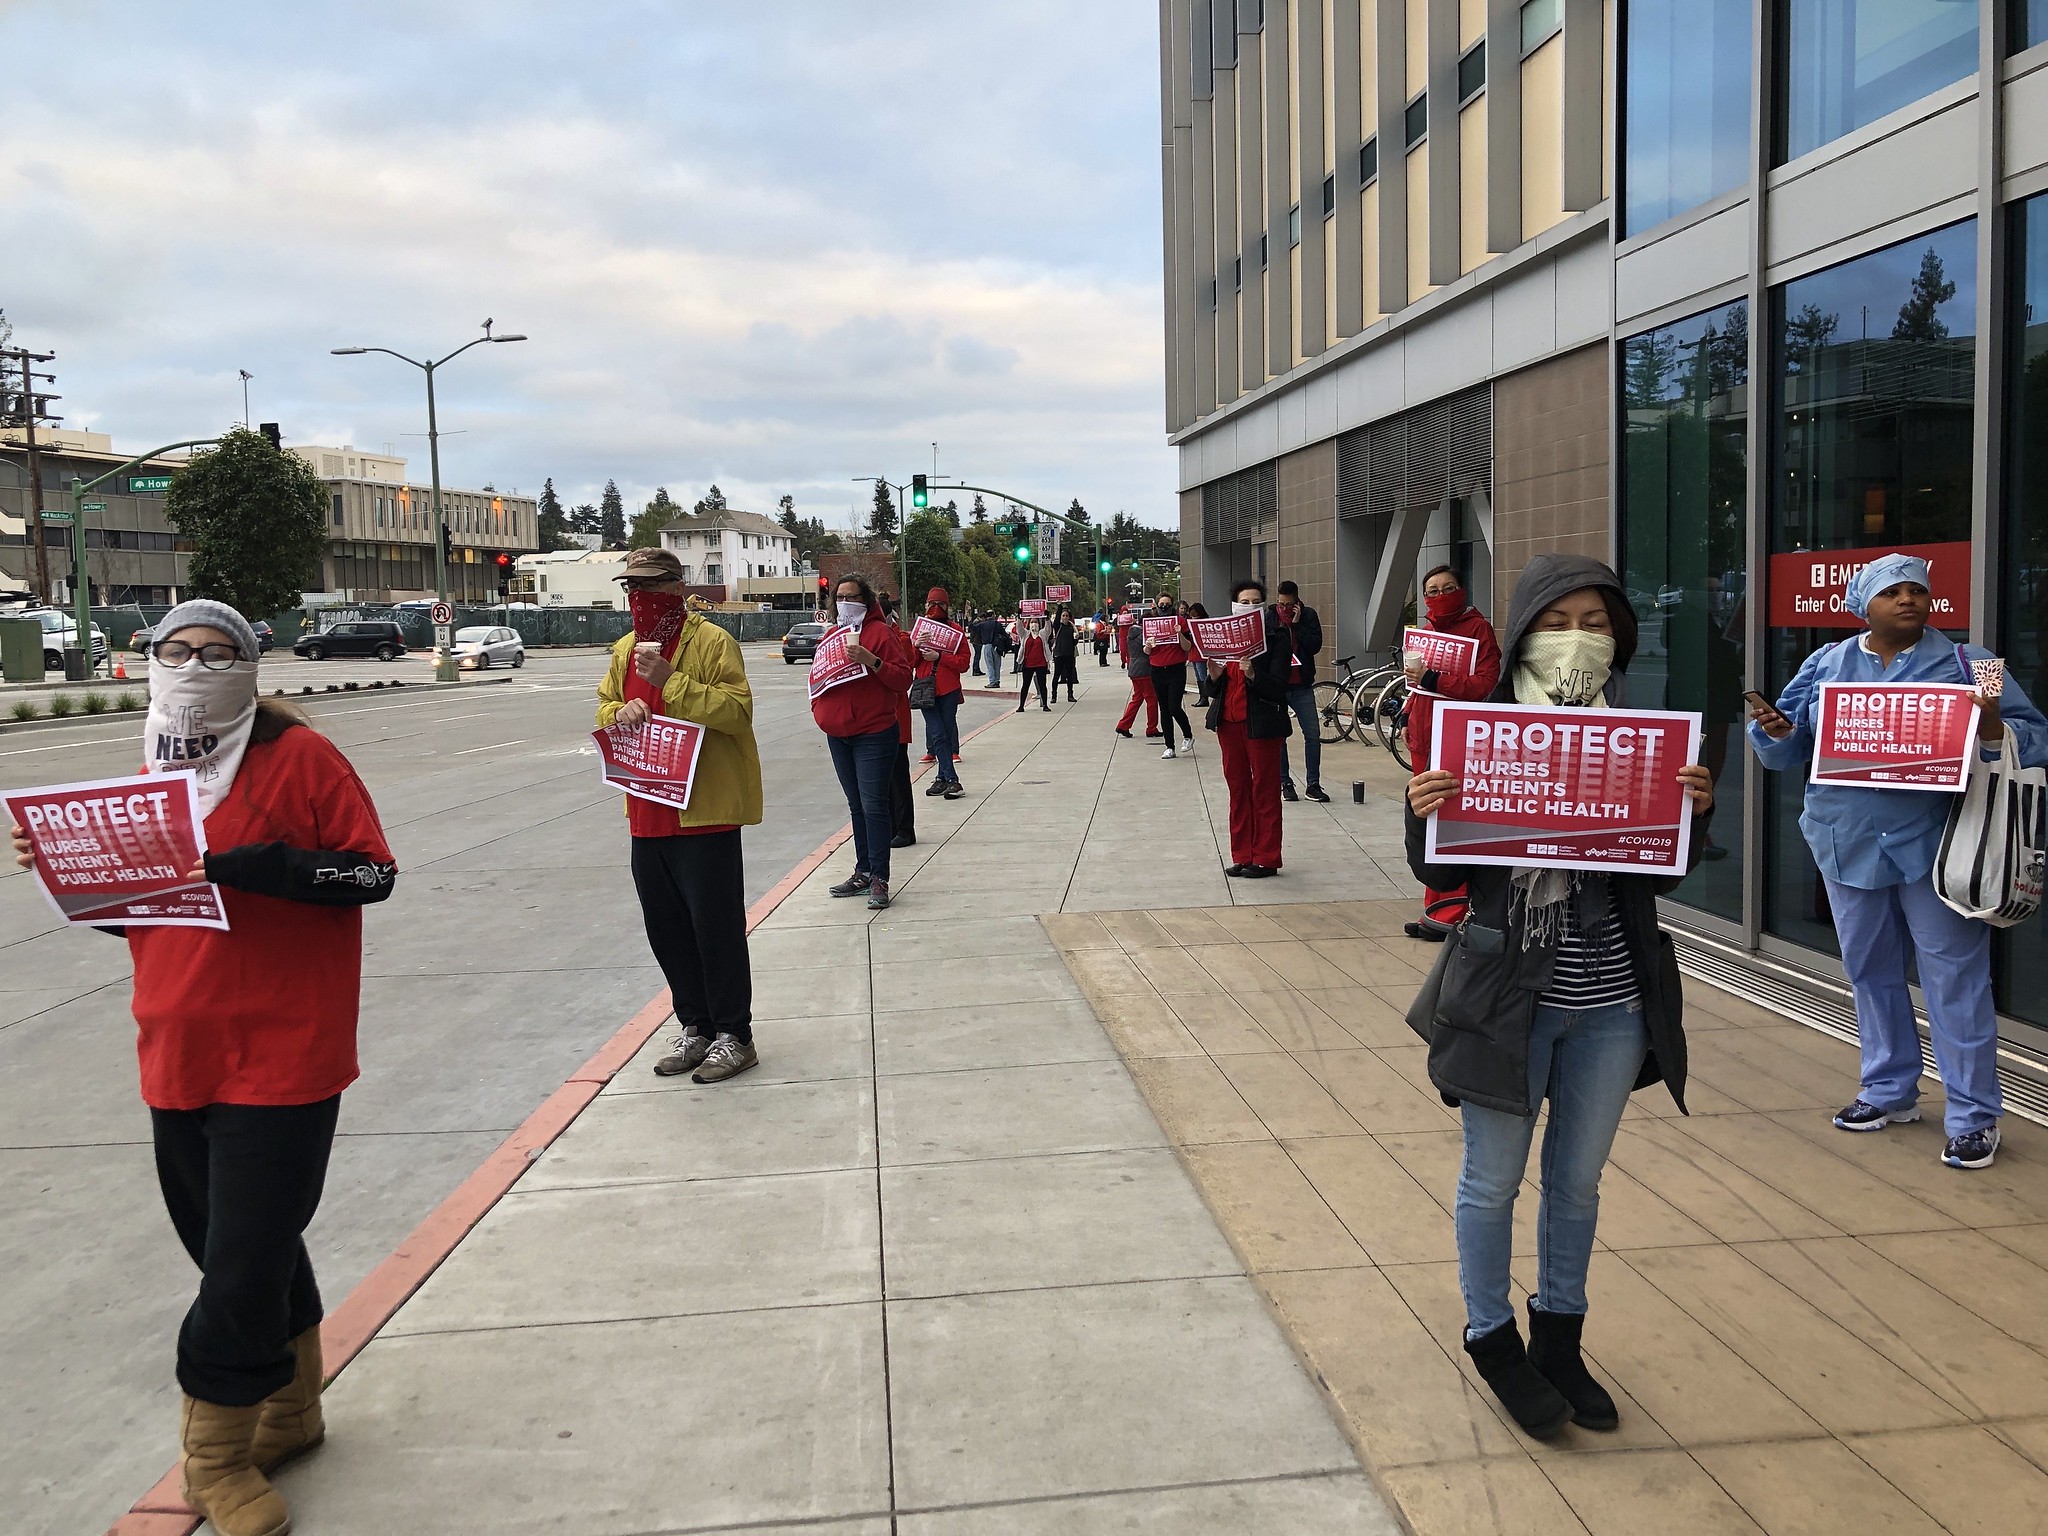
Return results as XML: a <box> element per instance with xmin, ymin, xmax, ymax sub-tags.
<box><xmin>1489</xmin><ymin>552</ymin><xmax>1636</xmax><ymax>707</ymax></box>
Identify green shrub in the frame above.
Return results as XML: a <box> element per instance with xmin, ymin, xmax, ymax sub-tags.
<box><xmin>7</xmin><ymin>699</ymin><xmax>37</xmax><ymax>722</ymax></box>
<box><xmin>82</xmin><ymin>692</ymin><xmax>110</xmax><ymax>715</ymax></box>
<box><xmin>116</xmin><ymin>691</ymin><xmax>142</xmax><ymax>712</ymax></box>
<box><xmin>48</xmin><ymin>694</ymin><xmax>75</xmax><ymax>717</ymax></box>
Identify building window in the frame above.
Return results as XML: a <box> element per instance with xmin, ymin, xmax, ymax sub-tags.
<box><xmin>1621</xmin><ymin>299</ymin><xmax>1749</xmax><ymax>922</ymax></box>
<box><xmin>1766</xmin><ymin>218</ymin><xmax>1976</xmax><ymax>956</ymax></box>
<box><xmin>1259</xmin><ymin>232</ymin><xmax>1268</xmax><ymax>269</ymax></box>
<box><xmin>1622</xmin><ymin>0</ymin><xmax>1751</xmax><ymax>237</ymax></box>
<box><xmin>2022</xmin><ymin>0</ymin><xmax>2048</xmax><ymax>51</ymax></box>
<box><xmin>1288</xmin><ymin>204</ymin><xmax>1301</xmax><ymax>246</ymax></box>
<box><xmin>1520</xmin><ymin>0</ymin><xmax>1562</xmax><ymax>54</ymax></box>
<box><xmin>331</xmin><ymin>495</ymin><xmax>343</xmax><ymax>526</ymax></box>
<box><xmin>2000</xmin><ymin>192</ymin><xmax>2048</xmax><ymax>1024</ymax></box>
<box><xmin>1360</xmin><ymin>137</ymin><xmax>1378</xmax><ymax>184</ymax></box>
<box><xmin>1234</xmin><ymin>255</ymin><xmax>1243</xmax><ymax>289</ymax></box>
<box><xmin>1778</xmin><ymin>0</ymin><xmax>1978</xmax><ymax>164</ymax></box>
<box><xmin>1404</xmin><ymin>95</ymin><xmax>1428</xmax><ymax>147</ymax></box>
<box><xmin>1322</xmin><ymin>173</ymin><xmax>1335</xmax><ymax>215</ymax></box>
<box><xmin>1458</xmin><ymin>41</ymin><xmax>1486</xmax><ymax>103</ymax></box>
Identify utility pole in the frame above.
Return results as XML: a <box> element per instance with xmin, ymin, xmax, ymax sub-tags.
<box><xmin>2</xmin><ymin>346</ymin><xmax>60</xmax><ymax>603</ymax></box>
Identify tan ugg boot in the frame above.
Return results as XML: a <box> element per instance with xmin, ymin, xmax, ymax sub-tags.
<box><xmin>180</xmin><ymin>1394</ymin><xmax>292</xmax><ymax>1536</ymax></box>
<box><xmin>251</xmin><ymin>1327</ymin><xmax>326</xmax><ymax>1472</ymax></box>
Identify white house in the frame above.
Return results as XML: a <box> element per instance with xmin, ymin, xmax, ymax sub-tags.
<box><xmin>659</xmin><ymin>509</ymin><xmax>795</xmax><ymax>600</ymax></box>
<box><xmin>508</xmin><ymin>549</ymin><xmax>628</xmax><ymax>608</ymax></box>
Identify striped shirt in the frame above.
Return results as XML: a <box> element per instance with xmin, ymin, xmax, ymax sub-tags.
<box><xmin>1538</xmin><ymin>884</ymin><xmax>1641</xmax><ymax>1009</ymax></box>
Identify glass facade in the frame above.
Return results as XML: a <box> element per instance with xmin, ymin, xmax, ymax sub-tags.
<box><xmin>1778</xmin><ymin>0</ymin><xmax>1978</xmax><ymax>163</ymax></box>
<box><xmin>1621</xmin><ymin>301</ymin><xmax>1750</xmax><ymax>922</ymax></box>
<box><xmin>2021</xmin><ymin>1</ymin><xmax>2048</xmax><ymax>52</ymax></box>
<box><xmin>1621</xmin><ymin>0</ymin><xmax>1752</xmax><ymax>236</ymax></box>
<box><xmin>1766</xmin><ymin>219</ymin><xmax>1977</xmax><ymax>956</ymax></box>
<box><xmin>2001</xmin><ymin>195</ymin><xmax>2048</xmax><ymax>1027</ymax></box>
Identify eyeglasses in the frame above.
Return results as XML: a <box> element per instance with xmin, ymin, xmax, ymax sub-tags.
<box><xmin>153</xmin><ymin>640</ymin><xmax>242</xmax><ymax>669</ymax></box>
<box><xmin>620</xmin><ymin>578</ymin><xmax>672</xmax><ymax>592</ymax></box>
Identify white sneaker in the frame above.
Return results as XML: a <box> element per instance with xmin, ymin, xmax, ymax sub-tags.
<box><xmin>1161</xmin><ymin>746</ymin><xmax>1177</xmax><ymax>759</ymax></box>
<box><xmin>1179</xmin><ymin>739</ymin><xmax>1193</xmax><ymax>756</ymax></box>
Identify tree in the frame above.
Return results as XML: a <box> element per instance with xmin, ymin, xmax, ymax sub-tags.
<box><xmin>694</xmin><ymin>483</ymin><xmax>728</xmax><ymax>518</ymax></box>
<box><xmin>537</xmin><ymin>477</ymin><xmax>577</xmax><ymax>551</ymax></box>
<box><xmin>869</xmin><ymin>479</ymin><xmax>898</xmax><ymax>540</ymax></box>
<box><xmin>902</xmin><ymin>510</ymin><xmax>962</xmax><ymax>610</ymax></box>
<box><xmin>962</xmin><ymin>546</ymin><xmax>1001</xmax><ymax>613</ymax></box>
<box><xmin>599</xmin><ymin>479</ymin><xmax>627</xmax><ymax>549</ymax></box>
<box><xmin>629</xmin><ymin>486</ymin><xmax>680</xmax><ymax>550</ymax></box>
<box><xmin>1066</xmin><ymin>498</ymin><xmax>1090</xmax><ymax>524</ymax></box>
<box><xmin>941</xmin><ymin>498</ymin><xmax>960</xmax><ymax>528</ymax></box>
<box><xmin>1893</xmin><ymin>247</ymin><xmax>1957</xmax><ymax>341</ymax></box>
<box><xmin>163</xmin><ymin>426</ymin><xmax>329</xmax><ymax>618</ymax></box>
<box><xmin>777</xmin><ymin>493</ymin><xmax>797</xmax><ymax>532</ymax></box>
<box><xmin>567</xmin><ymin>501</ymin><xmax>600</xmax><ymax>535</ymax></box>
<box><xmin>1784</xmin><ymin>303</ymin><xmax>1839</xmax><ymax>368</ymax></box>
<box><xmin>969</xmin><ymin>494</ymin><xmax>988</xmax><ymax>524</ymax></box>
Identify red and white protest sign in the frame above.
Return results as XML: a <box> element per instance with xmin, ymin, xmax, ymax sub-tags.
<box><xmin>1768</xmin><ymin>541</ymin><xmax>1971</xmax><ymax>630</ymax></box>
<box><xmin>1115</xmin><ymin>611</ymin><xmax>1135</xmax><ymax>627</ymax></box>
<box><xmin>1045</xmin><ymin>584</ymin><xmax>1072</xmax><ymax>602</ymax></box>
<box><xmin>1811</xmin><ymin>683</ymin><xmax>1981</xmax><ymax>792</ymax></box>
<box><xmin>1188</xmin><ymin>611</ymin><xmax>1267</xmax><ymax>663</ymax></box>
<box><xmin>593</xmin><ymin>716</ymin><xmax>707</xmax><ymax>810</ymax></box>
<box><xmin>1402</xmin><ymin>626</ymin><xmax>1482</xmax><ymax>695</ymax></box>
<box><xmin>1426</xmin><ymin>703</ymin><xmax>1702</xmax><ymax>874</ymax></box>
<box><xmin>807</xmin><ymin>626</ymin><xmax>869</xmax><ymax>700</ymax></box>
<box><xmin>1141</xmin><ymin>615</ymin><xmax>1182</xmax><ymax>650</ymax></box>
<box><xmin>1018</xmin><ymin>598</ymin><xmax>1048</xmax><ymax>617</ymax></box>
<box><xmin>3</xmin><ymin>771</ymin><xmax>228</xmax><ymax>929</ymax></box>
<box><xmin>910</xmin><ymin>615</ymin><xmax>969</xmax><ymax>660</ymax></box>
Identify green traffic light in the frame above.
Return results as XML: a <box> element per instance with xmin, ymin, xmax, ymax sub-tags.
<box><xmin>1013</xmin><ymin>545</ymin><xmax>1031</xmax><ymax>563</ymax></box>
<box><xmin>1098</xmin><ymin>560</ymin><xmax>1112</xmax><ymax>573</ymax></box>
<box><xmin>911</xmin><ymin>473</ymin><xmax>929</xmax><ymax>509</ymax></box>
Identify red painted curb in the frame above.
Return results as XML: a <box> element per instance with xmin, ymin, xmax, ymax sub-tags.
<box><xmin>108</xmin><ymin>702</ymin><xmax>1019</xmax><ymax>1535</ymax></box>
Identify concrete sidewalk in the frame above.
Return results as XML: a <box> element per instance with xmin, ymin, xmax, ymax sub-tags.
<box><xmin>242</xmin><ymin>678</ymin><xmax>1407</xmax><ymax>1534</ymax></box>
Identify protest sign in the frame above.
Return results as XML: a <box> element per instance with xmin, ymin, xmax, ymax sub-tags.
<box><xmin>1140</xmin><ymin>615</ymin><xmax>1182</xmax><ymax>649</ymax></box>
<box><xmin>806</xmin><ymin>625</ymin><xmax>869</xmax><ymax>700</ymax></box>
<box><xmin>1188</xmin><ymin>611</ymin><xmax>1267</xmax><ymax>663</ymax></box>
<box><xmin>1115</xmin><ymin>610</ymin><xmax>1135</xmax><ymax>627</ymax></box>
<box><xmin>593</xmin><ymin>716</ymin><xmax>707</xmax><ymax>810</ymax></box>
<box><xmin>3</xmin><ymin>771</ymin><xmax>228</xmax><ymax>928</ymax></box>
<box><xmin>1018</xmin><ymin>598</ymin><xmax>1048</xmax><ymax>617</ymax></box>
<box><xmin>1402</xmin><ymin>626</ymin><xmax>1482</xmax><ymax>695</ymax></box>
<box><xmin>910</xmin><ymin>615</ymin><xmax>970</xmax><ymax>660</ymax></box>
<box><xmin>1811</xmin><ymin>682</ymin><xmax>1981</xmax><ymax>792</ymax></box>
<box><xmin>1045</xmin><ymin>584</ymin><xmax>1072</xmax><ymax>602</ymax></box>
<box><xmin>1426</xmin><ymin>702</ymin><xmax>1702</xmax><ymax>874</ymax></box>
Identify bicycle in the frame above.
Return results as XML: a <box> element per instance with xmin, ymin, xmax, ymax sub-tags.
<box><xmin>1357</xmin><ymin>671</ymin><xmax>1414</xmax><ymax>770</ymax></box>
<box><xmin>1313</xmin><ymin>656</ymin><xmax>1402</xmax><ymax>744</ymax></box>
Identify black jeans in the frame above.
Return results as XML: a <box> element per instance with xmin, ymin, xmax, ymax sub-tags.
<box><xmin>890</xmin><ymin>741</ymin><xmax>915</xmax><ymax>839</ymax></box>
<box><xmin>1016</xmin><ymin>667</ymin><xmax>1049</xmax><ymax>708</ymax></box>
<box><xmin>631</xmin><ymin>831</ymin><xmax>753</xmax><ymax>1045</ymax></box>
<box><xmin>1052</xmin><ymin>656</ymin><xmax>1079</xmax><ymax>697</ymax></box>
<box><xmin>1151</xmin><ymin>662</ymin><xmax>1194</xmax><ymax>747</ymax></box>
<box><xmin>151</xmin><ymin>1096</ymin><xmax>341</xmax><ymax>1407</ymax></box>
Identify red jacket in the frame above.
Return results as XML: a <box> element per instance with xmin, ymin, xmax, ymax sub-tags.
<box><xmin>913</xmin><ymin>619</ymin><xmax>970</xmax><ymax>698</ymax></box>
<box><xmin>812</xmin><ymin>609</ymin><xmax>913</xmax><ymax>740</ymax></box>
<box><xmin>1405</xmin><ymin>604</ymin><xmax>1503</xmax><ymax>769</ymax></box>
<box><xmin>1021</xmin><ymin>630</ymin><xmax>1048</xmax><ymax>669</ymax></box>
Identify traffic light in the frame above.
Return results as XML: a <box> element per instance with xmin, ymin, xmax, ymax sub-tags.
<box><xmin>439</xmin><ymin>525</ymin><xmax>454</xmax><ymax>564</ymax></box>
<box><xmin>1098</xmin><ymin>559</ymin><xmax>1112</xmax><ymax>573</ymax></box>
<box><xmin>911</xmin><ymin>474</ymin><xmax>928</xmax><ymax>509</ymax></box>
<box><xmin>258</xmin><ymin>422</ymin><xmax>281</xmax><ymax>450</ymax></box>
<box><xmin>1013</xmin><ymin>543</ymin><xmax>1031</xmax><ymax>563</ymax></box>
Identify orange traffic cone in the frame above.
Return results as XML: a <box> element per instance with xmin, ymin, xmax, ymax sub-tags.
<box><xmin>112</xmin><ymin>656</ymin><xmax>127</xmax><ymax>680</ymax></box>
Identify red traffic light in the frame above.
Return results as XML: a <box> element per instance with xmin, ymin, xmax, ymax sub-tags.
<box><xmin>494</xmin><ymin>551</ymin><xmax>511</xmax><ymax>568</ymax></box>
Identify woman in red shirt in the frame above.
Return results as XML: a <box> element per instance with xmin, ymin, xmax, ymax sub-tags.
<box><xmin>1206</xmin><ymin>579</ymin><xmax>1293</xmax><ymax>875</ymax></box>
<box><xmin>814</xmin><ymin>575</ymin><xmax>914</xmax><ymax>909</ymax></box>
<box><xmin>1014</xmin><ymin>614</ymin><xmax>1052</xmax><ymax>711</ymax></box>
<box><xmin>1402</xmin><ymin>566</ymin><xmax>1503</xmax><ymax>940</ymax></box>
<box><xmin>913</xmin><ymin>587</ymin><xmax>970</xmax><ymax>797</ymax></box>
<box><xmin>12</xmin><ymin>600</ymin><xmax>394</xmax><ymax>1536</ymax></box>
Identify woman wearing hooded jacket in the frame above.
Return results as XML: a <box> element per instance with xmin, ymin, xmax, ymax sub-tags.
<box><xmin>816</xmin><ymin>575</ymin><xmax>914</xmax><ymax>910</ymax></box>
<box><xmin>1405</xmin><ymin>555</ymin><xmax>1713</xmax><ymax>1441</ymax></box>
<box><xmin>1403</xmin><ymin>565</ymin><xmax>1504</xmax><ymax>941</ymax></box>
<box><xmin>913</xmin><ymin>586</ymin><xmax>969</xmax><ymax>799</ymax></box>
<box><xmin>1206</xmin><ymin>578</ymin><xmax>1292</xmax><ymax>878</ymax></box>
<box><xmin>13</xmin><ymin>600</ymin><xmax>395</xmax><ymax>1536</ymax></box>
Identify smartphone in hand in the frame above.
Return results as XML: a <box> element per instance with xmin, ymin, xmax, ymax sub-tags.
<box><xmin>1743</xmin><ymin>689</ymin><xmax>1792</xmax><ymax>730</ymax></box>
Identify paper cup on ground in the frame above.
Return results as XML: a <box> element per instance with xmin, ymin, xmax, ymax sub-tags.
<box><xmin>1972</xmin><ymin>656</ymin><xmax>2006</xmax><ymax>697</ymax></box>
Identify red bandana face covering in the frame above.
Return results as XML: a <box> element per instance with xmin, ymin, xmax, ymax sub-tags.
<box><xmin>629</xmin><ymin>588</ymin><xmax>689</xmax><ymax>651</ymax></box>
<box><xmin>1425</xmin><ymin>590</ymin><xmax>1466</xmax><ymax>623</ymax></box>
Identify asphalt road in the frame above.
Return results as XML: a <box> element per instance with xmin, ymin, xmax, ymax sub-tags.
<box><xmin>0</xmin><ymin>643</ymin><xmax>1008</xmax><ymax>1533</ymax></box>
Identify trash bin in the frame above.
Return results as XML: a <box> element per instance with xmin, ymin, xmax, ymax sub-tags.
<box><xmin>0</xmin><ymin>617</ymin><xmax>41</xmax><ymax>683</ymax></box>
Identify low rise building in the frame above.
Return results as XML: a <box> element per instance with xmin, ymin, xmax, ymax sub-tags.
<box><xmin>658</xmin><ymin>508</ymin><xmax>797</xmax><ymax>600</ymax></box>
<box><xmin>0</xmin><ymin>428</ymin><xmax>191</xmax><ymax>606</ymax></box>
<box><xmin>508</xmin><ymin>548</ymin><xmax>628</xmax><ymax>608</ymax></box>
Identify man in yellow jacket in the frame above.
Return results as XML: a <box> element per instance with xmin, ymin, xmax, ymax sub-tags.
<box><xmin>597</xmin><ymin>548</ymin><xmax>765</xmax><ymax>1082</ymax></box>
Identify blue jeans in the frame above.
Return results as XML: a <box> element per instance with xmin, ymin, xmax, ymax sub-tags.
<box><xmin>1278</xmin><ymin>683</ymin><xmax>1322</xmax><ymax>789</ymax></box>
<box><xmin>827</xmin><ymin>727</ymin><xmax>899</xmax><ymax>884</ymax></box>
<box><xmin>979</xmin><ymin>643</ymin><xmax>1003</xmax><ymax>690</ymax></box>
<box><xmin>1825</xmin><ymin>873</ymin><xmax>2001</xmax><ymax>1136</ymax></box>
<box><xmin>921</xmin><ymin>692</ymin><xmax>961</xmax><ymax>785</ymax></box>
<box><xmin>1455</xmin><ymin>999</ymin><xmax>1647</xmax><ymax>1336</ymax></box>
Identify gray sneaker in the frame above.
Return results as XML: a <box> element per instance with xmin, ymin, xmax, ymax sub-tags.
<box><xmin>653</xmin><ymin>1032</ymin><xmax>713</xmax><ymax>1077</ymax></box>
<box><xmin>866</xmin><ymin>878</ymin><xmax>892</xmax><ymax>910</ymax></box>
<box><xmin>692</xmin><ymin>1033</ymin><xmax>759</xmax><ymax>1084</ymax></box>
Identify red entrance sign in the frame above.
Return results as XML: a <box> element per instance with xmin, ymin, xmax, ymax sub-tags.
<box><xmin>1767</xmin><ymin>541</ymin><xmax>1971</xmax><ymax>630</ymax></box>
<box><xmin>1811</xmin><ymin>682</ymin><xmax>1980</xmax><ymax>792</ymax></box>
<box><xmin>807</xmin><ymin>626</ymin><xmax>869</xmax><ymax>700</ymax></box>
<box><xmin>3</xmin><ymin>771</ymin><xmax>228</xmax><ymax>928</ymax></box>
<box><xmin>593</xmin><ymin>716</ymin><xmax>708</xmax><ymax>810</ymax></box>
<box><xmin>1402</xmin><ymin>626</ymin><xmax>1482</xmax><ymax>695</ymax></box>
<box><xmin>910</xmin><ymin>615</ymin><xmax>969</xmax><ymax>660</ymax></box>
<box><xmin>1426</xmin><ymin>702</ymin><xmax>1702</xmax><ymax>874</ymax></box>
<box><xmin>1189</xmin><ymin>611</ymin><xmax>1267</xmax><ymax>663</ymax></box>
<box><xmin>1045</xmin><ymin>584</ymin><xmax>1073</xmax><ymax>602</ymax></box>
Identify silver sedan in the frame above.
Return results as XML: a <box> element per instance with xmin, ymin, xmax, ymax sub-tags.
<box><xmin>451</xmin><ymin>625</ymin><xmax>525</xmax><ymax>669</ymax></box>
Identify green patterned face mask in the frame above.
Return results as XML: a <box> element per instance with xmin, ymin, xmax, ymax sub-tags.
<box><xmin>1514</xmin><ymin>630</ymin><xmax>1615</xmax><ymax>708</ymax></box>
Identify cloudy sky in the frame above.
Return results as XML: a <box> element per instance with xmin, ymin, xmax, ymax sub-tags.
<box><xmin>0</xmin><ymin>0</ymin><xmax>1172</xmax><ymax>532</ymax></box>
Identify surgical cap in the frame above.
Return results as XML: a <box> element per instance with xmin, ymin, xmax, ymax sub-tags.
<box><xmin>1845</xmin><ymin>552</ymin><xmax>1931</xmax><ymax>620</ymax></box>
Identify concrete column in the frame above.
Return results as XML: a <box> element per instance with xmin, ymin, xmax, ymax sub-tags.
<box><xmin>1376</xmin><ymin>0</ymin><xmax>1408</xmax><ymax>312</ymax></box>
<box><xmin>1239</xmin><ymin>10</ymin><xmax>1268</xmax><ymax>393</ymax></box>
<box><xmin>1561</xmin><ymin>0</ymin><xmax>1602</xmax><ymax>212</ymax></box>
<box><xmin>1162</xmin><ymin>0</ymin><xmax>1186</xmax><ymax>430</ymax></box>
<box><xmin>1332</xmin><ymin>0</ymin><xmax>1365</xmax><ymax>337</ymax></box>
<box><xmin>1970</xmin><ymin>0</ymin><xmax>2008</xmax><ymax>646</ymax></box>
<box><xmin>1264</xmin><ymin>2</ymin><xmax>1294</xmax><ymax>378</ymax></box>
<box><xmin>1192</xmin><ymin>89</ymin><xmax>1218</xmax><ymax>416</ymax></box>
<box><xmin>1213</xmin><ymin>67</ymin><xmax>1242</xmax><ymax>405</ymax></box>
<box><xmin>1484</xmin><ymin>0</ymin><xmax>1521</xmax><ymax>252</ymax></box>
<box><xmin>1295</xmin><ymin>0</ymin><xmax>1328</xmax><ymax>356</ymax></box>
<box><xmin>1426</xmin><ymin>0</ymin><xmax>1460</xmax><ymax>286</ymax></box>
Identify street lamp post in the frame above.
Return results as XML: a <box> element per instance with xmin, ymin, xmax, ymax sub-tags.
<box><xmin>849</xmin><ymin>476</ymin><xmax>911</xmax><ymax>616</ymax></box>
<box><xmin>332</xmin><ymin>322</ymin><xmax>526</xmax><ymax>681</ymax></box>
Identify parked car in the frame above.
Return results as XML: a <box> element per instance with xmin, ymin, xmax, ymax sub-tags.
<box><xmin>450</xmin><ymin>625</ymin><xmax>525</xmax><ymax>670</ymax></box>
<box><xmin>781</xmin><ymin>621</ymin><xmax>827</xmax><ymax>665</ymax></box>
<box><xmin>294</xmin><ymin>620</ymin><xmax>407</xmax><ymax>662</ymax></box>
<box><xmin>21</xmin><ymin>608</ymin><xmax>109</xmax><ymax>672</ymax></box>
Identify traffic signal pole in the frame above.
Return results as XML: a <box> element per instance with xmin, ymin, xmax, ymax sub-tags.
<box><xmin>68</xmin><ymin>438</ymin><xmax>221</xmax><ymax>676</ymax></box>
<box><xmin>930</xmin><ymin>482</ymin><xmax>1102</xmax><ymax>613</ymax></box>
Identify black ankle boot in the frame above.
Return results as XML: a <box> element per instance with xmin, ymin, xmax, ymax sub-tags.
<box><xmin>1526</xmin><ymin>1304</ymin><xmax>1618</xmax><ymax>1430</ymax></box>
<box><xmin>1463</xmin><ymin>1320</ymin><xmax>1572</xmax><ymax>1439</ymax></box>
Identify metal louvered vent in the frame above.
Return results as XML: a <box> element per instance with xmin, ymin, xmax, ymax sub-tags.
<box><xmin>1202</xmin><ymin>461</ymin><xmax>1277</xmax><ymax>545</ymax></box>
<box><xmin>1336</xmin><ymin>384</ymin><xmax>1491</xmax><ymax>520</ymax></box>
<box><xmin>1673</xmin><ymin>933</ymin><xmax>2048</xmax><ymax>1127</ymax></box>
